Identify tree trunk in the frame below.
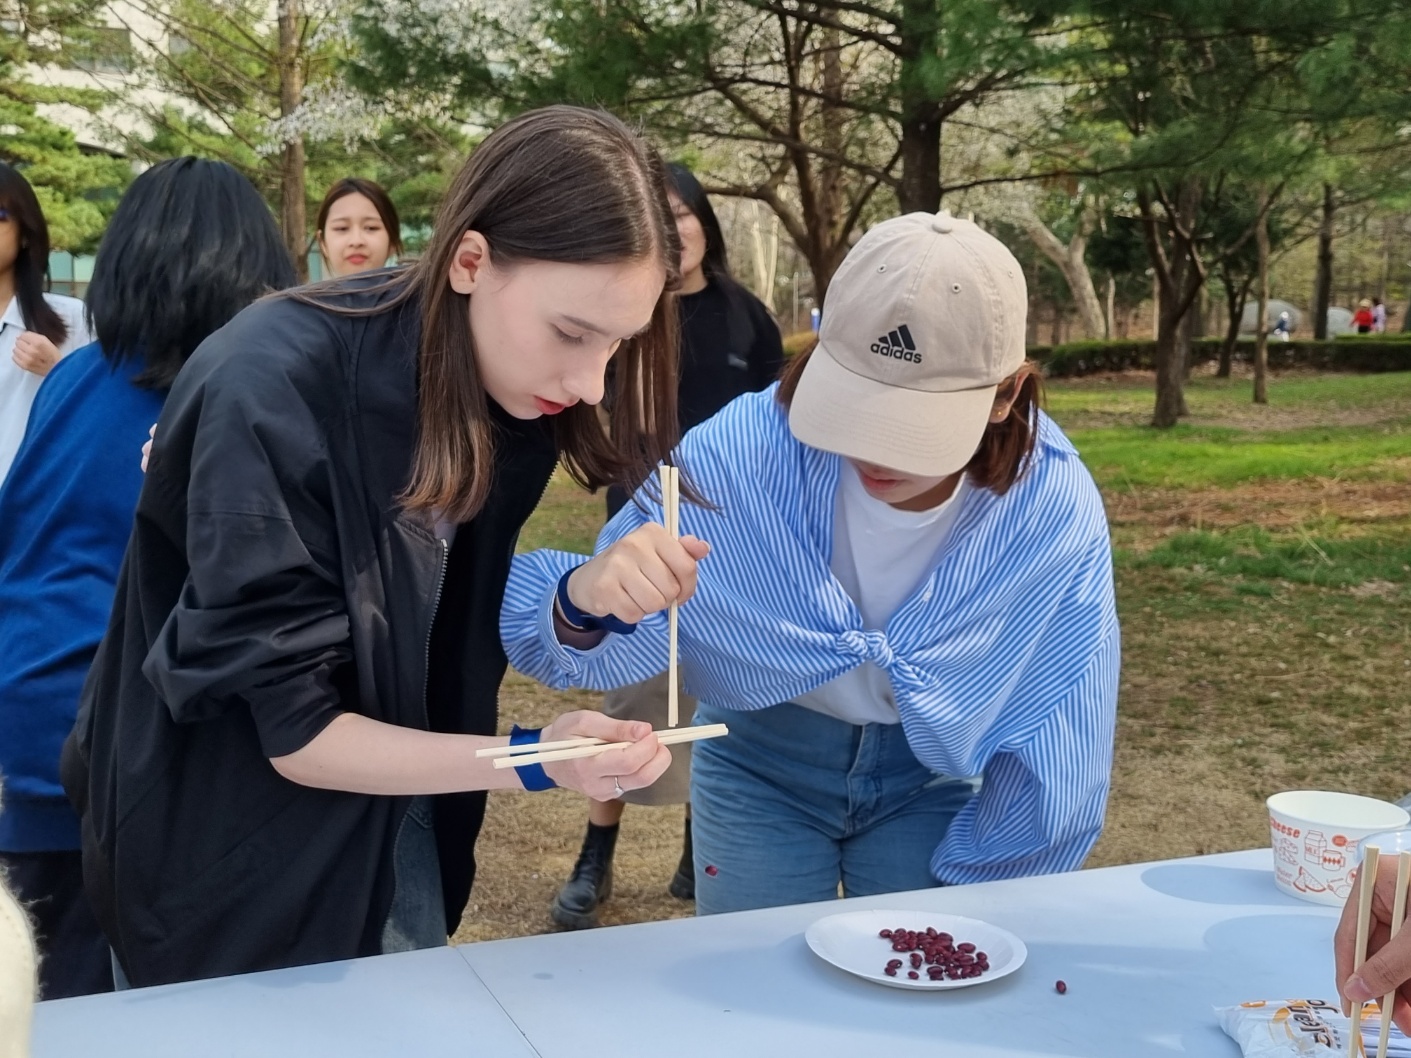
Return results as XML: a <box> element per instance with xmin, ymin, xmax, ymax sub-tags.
<box><xmin>898</xmin><ymin>109</ymin><xmax>940</xmax><ymax>214</ymax></box>
<box><xmin>1104</xmin><ymin>274</ymin><xmax>1115</xmax><ymax>339</ymax></box>
<box><xmin>1219</xmin><ymin>274</ymin><xmax>1251</xmax><ymax>379</ymax></box>
<box><xmin>1139</xmin><ymin>178</ymin><xmax>1204</xmax><ymax>428</ymax></box>
<box><xmin>799</xmin><ymin>28</ymin><xmax>849</xmax><ymax>306</ymax></box>
<box><xmin>1253</xmin><ymin>187</ymin><xmax>1271</xmax><ymax>404</ymax></box>
<box><xmin>896</xmin><ymin>0</ymin><xmax>941</xmax><ymax>213</ymax></box>
<box><xmin>1176</xmin><ymin>305</ymin><xmax>1193</xmax><ymax>412</ymax></box>
<box><xmin>277</xmin><ymin>0</ymin><xmax>307</xmax><ymax>281</ymax></box>
<box><xmin>1015</xmin><ymin>206</ymin><xmax>1105</xmax><ymax>340</ymax></box>
<box><xmin>1152</xmin><ymin>308</ymin><xmax>1185</xmax><ymax>428</ymax></box>
<box><xmin>1312</xmin><ymin>182</ymin><xmax>1334</xmax><ymax>340</ymax></box>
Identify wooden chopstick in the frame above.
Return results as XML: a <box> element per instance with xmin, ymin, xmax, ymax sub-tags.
<box><xmin>492</xmin><ymin>723</ymin><xmax>728</xmax><ymax>770</ymax></box>
<box><xmin>475</xmin><ymin>735</ymin><xmax>607</xmax><ymax>759</ymax></box>
<box><xmin>664</xmin><ymin>464</ymin><xmax>681</xmax><ymax>728</ymax></box>
<box><xmin>1353</xmin><ymin>843</ymin><xmax>1382</xmax><ymax>1058</ymax></box>
<box><xmin>1375</xmin><ymin>850</ymin><xmax>1411</xmax><ymax>1058</ymax></box>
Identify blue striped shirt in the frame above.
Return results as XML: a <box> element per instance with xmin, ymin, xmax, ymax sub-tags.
<box><xmin>502</xmin><ymin>387</ymin><xmax>1120</xmax><ymax>884</ymax></box>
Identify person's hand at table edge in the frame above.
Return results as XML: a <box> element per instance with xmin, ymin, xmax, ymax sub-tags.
<box><xmin>1335</xmin><ymin>856</ymin><xmax>1411</xmax><ymax>1033</ymax></box>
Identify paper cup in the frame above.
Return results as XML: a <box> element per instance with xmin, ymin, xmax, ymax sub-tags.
<box><xmin>1267</xmin><ymin>791</ymin><xmax>1410</xmax><ymax>906</ymax></box>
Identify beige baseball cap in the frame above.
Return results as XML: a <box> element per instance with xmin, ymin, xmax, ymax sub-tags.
<box><xmin>788</xmin><ymin>210</ymin><xmax>1028</xmax><ymax>476</ymax></box>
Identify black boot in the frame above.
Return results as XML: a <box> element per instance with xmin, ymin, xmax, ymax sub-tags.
<box><xmin>551</xmin><ymin>822</ymin><xmax>618</xmax><ymax>929</ymax></box>
<box><xmin>668</xmin><ymin>813</ymin><xmax>694</xmax><ymax>900</ymax></box>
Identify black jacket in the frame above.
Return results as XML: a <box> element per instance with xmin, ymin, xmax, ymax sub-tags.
<box><xmin>62</xmin><ymin>284</ymin><xmax>557</xmax><ymax>987</ymax></box>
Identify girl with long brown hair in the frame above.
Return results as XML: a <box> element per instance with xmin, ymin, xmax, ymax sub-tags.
<box><xmin>63</xmin><ymin>106</ymin><xmax>685</xmax><ymax>987</ymax></box>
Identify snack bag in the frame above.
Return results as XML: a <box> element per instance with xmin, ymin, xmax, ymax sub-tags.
<box><xmin>1217</xmin><ymin>999</ymin><xmax>1411</xmax><ymax>1057</ymax></box>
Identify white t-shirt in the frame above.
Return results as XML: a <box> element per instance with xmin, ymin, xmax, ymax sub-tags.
<box><xmin>0</xmin><ymin>292</ymin><xmax>92</xmax><ymax>486</ymax></box>
<box><xmin>795</xmin><ymin>464</ymin><xmax>968</xmax><ymax>725</ymax></box>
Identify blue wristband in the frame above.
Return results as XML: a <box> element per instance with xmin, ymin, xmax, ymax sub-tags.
<box><xmin>556</xmin><ymin>568</ymin><xmax>638</xmax><ymax>636</ymax></box>
<box><xmin>509</xmin><ymin>725</ymin><xmax>558</xmax><ymax>791</ymax></box>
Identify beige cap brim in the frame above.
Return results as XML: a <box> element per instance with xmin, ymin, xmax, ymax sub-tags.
<box><xmin>787</xmin><ymin>342</ymin><xmax>996</xmax><ymax>477</ymax></box>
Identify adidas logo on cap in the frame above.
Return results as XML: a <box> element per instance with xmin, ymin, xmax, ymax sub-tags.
<box><xmin>870</xmin><ymin>324</ymin><xmax>922</xmax><ymax>364</ymax></box>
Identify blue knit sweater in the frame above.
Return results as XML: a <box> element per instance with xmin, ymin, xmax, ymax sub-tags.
<box><xmin>0</xmin><ymin>343</ymin><xmax>163</xmax><ymax>851</ymax></box>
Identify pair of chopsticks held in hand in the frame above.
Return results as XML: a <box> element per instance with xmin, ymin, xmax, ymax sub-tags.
<box><xmin>484</xmin><ymin>465</ymin><xmax>727</xmax><ymax>772</ymax></box>
<box><xmin>1349</xmin><ymin>845</ymin><xmax>1411</xmax><ymax>1058</ymax></box>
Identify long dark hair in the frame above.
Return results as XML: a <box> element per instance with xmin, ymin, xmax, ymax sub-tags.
<box><xmin>315</xmin><ymin>177</ymin><xmax>403</xmax><ymax>256</ymax></box>
<box><xmin>86</xmin><ymin>157</ymin><xmax>295</xmax><ymax>390</ymax></box>
<box><xmin>667</xmin><ymin>162</ymin><xmax>772</xmax><ymax>374</ymax></box>
<box><xmin>666</xmin><ymin>163</ymin><xmax>734</xmax><ymax>286</ymax></box>
<box><xmin>0</xmin><ymin>163</ymin><xmax>67</xmax><ymax>345</ymax></box>
<box><xmin>292</xmin><ymin>105</ymin><xmax>683</xmax><ymax>524</ymax></box>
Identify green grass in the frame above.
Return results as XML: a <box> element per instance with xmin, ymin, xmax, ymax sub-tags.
<box><xmin>1043</xmin><ymin>372</ymin><xmax>1411</xmax><ymax>489</ymax></box>
<box><xmin>1046</xmin><ymin>369</ymin><xmax>1411</xmax><ymax>419</ymax></box>
<box><xmin>1117</xmin><ymin>526</ymin><xmax>1411</xmax><ymax>589</ymax></box>
<box><xmin>1068</xmin><ymin>420</ymin><xmax>1411</xmax><ymax>489</ymax></box>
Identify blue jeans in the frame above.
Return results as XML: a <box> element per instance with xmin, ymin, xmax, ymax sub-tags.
<box><xmin>690</xmin><ymin>701</ymin><xmax>979</xmax><ymax>915</ymax></box>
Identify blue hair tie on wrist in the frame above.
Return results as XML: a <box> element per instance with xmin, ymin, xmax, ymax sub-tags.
<box><xmin>556</xmin><ymin>568</ymin><xmax>638</xmax><ymax>636</ymax></box>
<box><xmin>508</xmin><ymin>725</ymin><xmax>558</xmax><ymax>791</ymax></box>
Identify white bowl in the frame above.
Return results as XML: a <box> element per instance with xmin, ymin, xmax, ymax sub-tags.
<box><xmin>1267</xmin><ymin>791</ymin><xmax>1410</xmax><ymax>906</ymax></box>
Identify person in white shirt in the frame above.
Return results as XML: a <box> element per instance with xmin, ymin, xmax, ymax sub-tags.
<box><xmin>504</xmin><ymin>212</ymin><xmax>1120</xmax><ymax>915</ymax></box>
<box><xmin>0</xmin><ymin>163</ymin><xmax>93</xmax><ymax>485</ymax></box>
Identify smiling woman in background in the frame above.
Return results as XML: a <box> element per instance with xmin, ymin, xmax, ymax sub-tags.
<box><xmin>315</xmin><ymin>177</ymin><xmax>402</xmax><ymax>277</ymax></box>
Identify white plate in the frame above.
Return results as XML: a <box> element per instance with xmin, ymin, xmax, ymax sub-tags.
<box><xmin>805</xmin><ymin>910</ymin><xmax>1027</xmax><ymax>991</ymax></box>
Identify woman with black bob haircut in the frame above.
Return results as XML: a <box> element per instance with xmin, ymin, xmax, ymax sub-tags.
<box><xmin>0</xmin><ymin>157</ymin><xmax>293</xmax><ymax>1000</ymax></box>
<box><xmin>63</xmin><ymin>105</ymin><xmax>687</xmax><ymax>989</ymax></box>
<box><xmin>0</xmin><ymin>162</ymin><xmax>92</xmax><ymax>485</ymax></box>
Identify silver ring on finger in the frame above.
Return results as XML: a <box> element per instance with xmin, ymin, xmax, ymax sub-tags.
<box><xmin>612</xmin><ymin>776</ymin><xmax>625</xmax><ymax>799</ymax></box>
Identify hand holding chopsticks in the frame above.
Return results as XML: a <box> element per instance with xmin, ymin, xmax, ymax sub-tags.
<box><xmin>1337</xmin><ymin>845</ymin><xmax>1411</xmax><ymax>1056</ymax></box>
<box><xmin>481</xmin><ymin>723</ymin><xmax>729</xmax><ymax>769</ymax></box>
<box><xmin>554</xmin><ymin>478</ymin><xmax>707</xmax><ymax>630</ymax></box>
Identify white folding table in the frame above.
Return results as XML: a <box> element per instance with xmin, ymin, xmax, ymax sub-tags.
<box><xmin>33</xmin><ymin>849</ymin><xmax>1338</xmax><ymax>1057</ymax></box>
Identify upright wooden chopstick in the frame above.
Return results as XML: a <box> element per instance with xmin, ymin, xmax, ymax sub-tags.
<box><xmin>1353</xmin><ymin>844</ymin><xmax>1382</xmax><ymax>1057</ymax></box>
<box><xmin>1375</xmin><ymin>850</ymin><xmax>1411</xmax><ymax>1058</ymax></box>
<box><xmin>662</xmin><ymin>464</ymin><xmax>681</xmax><ymax>728</ymax></box>
<box><xmin>490</xmin><ymin>723</ymin><xmax>728</xmax><ymax>769</ymax></box>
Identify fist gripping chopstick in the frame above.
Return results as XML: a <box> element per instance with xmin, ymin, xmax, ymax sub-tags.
<box><xmin>486</xmin><ymin>463</ymin><xmax>726</xmax><ymax>772</ymax></box>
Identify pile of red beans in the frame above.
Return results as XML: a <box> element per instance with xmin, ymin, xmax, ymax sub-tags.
<box><xmin>879</xmin><ymin>927</ymin><xmax>989</xmax><ymax>982</ymax></box>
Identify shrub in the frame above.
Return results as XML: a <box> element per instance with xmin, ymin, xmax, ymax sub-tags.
<box><xmin>782</xmin><ymin>331</ymin><xmax>817</xmax><ymax>358</ymax></box>
<box><xmin>1029</xmin><ymin>337</ymin><xmax>1411</xmax><ymax>377</ymax></box>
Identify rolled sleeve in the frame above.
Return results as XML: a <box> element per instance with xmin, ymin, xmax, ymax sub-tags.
<box><xmin>141</xmin><ymin>361</ymin><xmax>352</xmax><ymax>759</ymax></box>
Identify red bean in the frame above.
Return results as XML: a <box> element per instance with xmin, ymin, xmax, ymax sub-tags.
<box><xmin>878</xmin><ymin>925</ymin><xmax>992</xmax><ymax>982</ymax></box>
<box><xmin>1055</xmin><ymin>980</ymin><xmax>1067</xmax><ymax>994</ymax></box>
<box><xmin>704</xmin><ymin>865</ymin><xmax>719</xmax><ymax>877</ymax></box>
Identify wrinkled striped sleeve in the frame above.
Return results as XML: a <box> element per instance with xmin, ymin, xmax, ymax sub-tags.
<box><xmin>932</xmin><ymin>593</ymin><xmax>1120</xmax><ymax>884</ymax></box>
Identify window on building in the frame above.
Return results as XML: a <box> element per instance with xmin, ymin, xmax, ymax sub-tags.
<box><xmin>64</xmin><ymin>26</ymin><xmax>134</xmax><ymax>75</ymax></box>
